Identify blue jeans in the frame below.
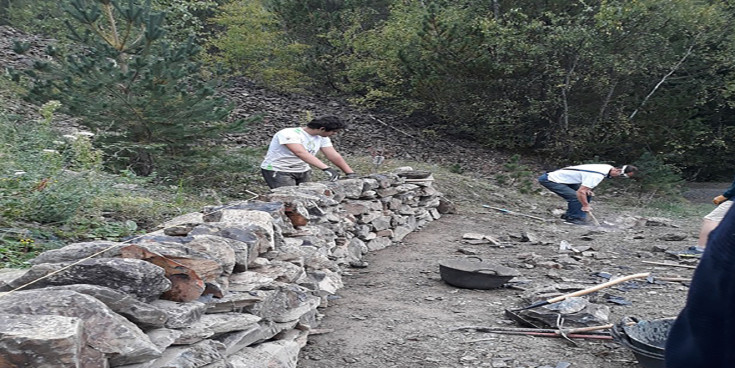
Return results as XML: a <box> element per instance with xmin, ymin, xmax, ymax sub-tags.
<box><xmin>537</xmin><ymin>173</ymin><xmax>590</xmax><ymax>222</ymax></box>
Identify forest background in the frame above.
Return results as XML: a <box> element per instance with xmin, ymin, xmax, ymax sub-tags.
<box><xmin>0</xmin><ymin>0</ymin><xmax>733</xmax><ymax>265</ymax></box>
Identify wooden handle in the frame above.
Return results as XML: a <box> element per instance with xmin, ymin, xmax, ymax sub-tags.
<box><xmin>546</xmin><ymin>272</ymin><xmax>651</xmax><ymax>304</ymax></box>
<box><xmin>587</xmin><ymin>211</ymin><xmax>601</xmax><ymax>226</ymax></box>
<box><xmin>560</xmin><ymin>324</ymin><xmax>613</xmax><ymax>334</ymax></box>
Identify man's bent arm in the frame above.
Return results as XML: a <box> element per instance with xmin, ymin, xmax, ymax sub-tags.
<box><xmin>284</xmin><ymin>143</ymin><xmax>329</xmax><ymax>169</ymax></box>
<box><xmin>577</xmin><ymin>185</ymin><xmax>593</xmax><ymax>211</ymax></box>
<box><xmin>321</xmin><ymin>146</ymin><xmax>354</xmax><ymax>174</ymax></box>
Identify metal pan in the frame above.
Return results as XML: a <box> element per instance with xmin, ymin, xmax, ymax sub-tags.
<box><xmin>439</xmin><ymin>257</ymin><xmax>520</xmax><ymax>289</ymax></box>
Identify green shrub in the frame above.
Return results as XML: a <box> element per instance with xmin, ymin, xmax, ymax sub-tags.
<box><xmin>0</xmin><ymin>228</ymin><xmax>60</xmax><ymax>268</ymax></box>
<box><xmin>206</xmin><ymin>0</ymin><xmax>311</xmax><ymax>91</ymax></box>
<box><xmin>10</xmin><ymin>0</ymin><xmax>233</xmax><ymax>177</ymax></box>
<box><xmin>629</xmin><ymin>151</ymin><xmax>685</xmax><ymax>200</ymax></box>
<box><xmin>0</xmin><ymin>101</ymin><xmax>105</xmax><ymax>224</ymax></box>
<box><xmin>495</xmin><ymin>154</ymin><xmax>538</xmax><ymax>194</ymax></box>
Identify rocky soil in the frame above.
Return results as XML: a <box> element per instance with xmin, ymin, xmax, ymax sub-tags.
<box><xmin>295</xmin><ymin>184</ymin><xmax>721</xmax><ymax>368</ymax></box>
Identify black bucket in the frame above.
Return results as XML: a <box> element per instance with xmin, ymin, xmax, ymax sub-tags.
<box><xmin>611</xmin><ymin>316</ymin><xmax>674</xmax><ymax>368</ymax></box>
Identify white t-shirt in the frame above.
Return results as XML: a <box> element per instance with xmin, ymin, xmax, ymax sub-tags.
<box><xmin>260</xmin><ymin>127</ymin><xmax>333</xmax><ymax>172</ymax></box>
<box><xmin>547</xmin><ymin>164</ymin><xmax>613</xmax><ymax>189</ymax></box>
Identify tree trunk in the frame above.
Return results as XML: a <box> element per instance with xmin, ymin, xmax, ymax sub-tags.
<box><xmin>132</xmin><ymin>149</ymin><xmax>155</xmax><ymax>176</ymax></box>
<box><xmin>0</xmin><ymin>0</ymin><xmax>10</xmax><ymax>26</ymax></box>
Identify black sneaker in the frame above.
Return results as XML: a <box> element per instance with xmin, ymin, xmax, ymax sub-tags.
<box><xmin>560</xmin><ymin>214</ymin><xmax>568</xmax><ymax>220</ymax></box>
<box><xmin>563</xmin><ymin>219</ymin><xmax>587</xmax><ymax>226</ymax></box>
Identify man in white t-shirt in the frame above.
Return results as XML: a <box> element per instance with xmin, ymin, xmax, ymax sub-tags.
<box><xmin>537</xmin><ymin>164</ymin><xmax>638</xmax><ymax>224</ymax></box>
<box><xmin>261</xmin><ymin>116</ymin><xmax>356</xmax><ymax>189</ymax></box>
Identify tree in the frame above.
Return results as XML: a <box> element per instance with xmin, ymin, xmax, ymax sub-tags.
<box><xmin>207</xmin><ymin>0</ymin><xmax>311</xmax><ymax>91</ymax></box>
<box><xmin>11</xmin><ymin>0</ymin><xmax>232</xmax><ymax>176</ymax></box>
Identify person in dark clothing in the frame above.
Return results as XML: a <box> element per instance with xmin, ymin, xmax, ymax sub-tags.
<box><xmin>664</xmin><ymin>204</ymin><xmax>735</xmax><ymax>367</ymax></box>
<box><xmin>670</xmin><ymin>175</ymin><xmax>735</xmax><ymax>257</ymax></box>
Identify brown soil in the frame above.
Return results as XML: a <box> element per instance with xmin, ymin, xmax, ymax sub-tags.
<box><xmin>297</xmin><ymin>188</ymin><xmax>712</xmax><ymax>368</ymax></box>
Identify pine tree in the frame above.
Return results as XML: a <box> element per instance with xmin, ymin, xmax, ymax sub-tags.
<box><xmin>12</xmin><ymin>0</ymin><xmax>232</xmax><ymax>176</ymax></box>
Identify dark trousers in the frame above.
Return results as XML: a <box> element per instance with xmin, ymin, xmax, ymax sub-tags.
<box><xmin>537</xmin><ymin>173</ymin><xmax>589</xmax><ymax>221</ymax></box>
<box><xmin>665</xmin><ymin>201</ymin><xmax>735</xmax><ymax>367</ymax></box>
<box><xmin>261</xmin><ymin>169</ymin><xmax>311</xmax><ymax>189</ymax></box>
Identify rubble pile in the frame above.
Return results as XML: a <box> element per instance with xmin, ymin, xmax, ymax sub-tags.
<box><xmin>0</xmin><ymin>171</ymin><xmax>450</xmax><ymax>368</ymax></box>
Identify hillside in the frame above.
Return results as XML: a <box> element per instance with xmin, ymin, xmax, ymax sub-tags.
<box><xmin>220</xmin><ymin>77</ymin><xmax>518</xmax><ymax>179</ymax></box>
<box><xmin>1</xmin><ymin>23</ymin><xmax>728</xmax><ymax>368</ymax></box>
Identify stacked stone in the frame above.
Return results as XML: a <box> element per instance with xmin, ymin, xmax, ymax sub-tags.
<box><xmin>0</xmin><ymin>170</ymin><xmax>445</xmax><ymax>368</ymax></box>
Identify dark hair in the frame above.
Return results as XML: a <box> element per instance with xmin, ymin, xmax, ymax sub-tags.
<box><xmin>307</xmin><ymin>116</ymin><xmax>346</xmax><ymax>132</ymax></box>
<box><xmin>623</xmin><ymin>165</ymin><xmax>639</xmax><ymax>175</ymax></box>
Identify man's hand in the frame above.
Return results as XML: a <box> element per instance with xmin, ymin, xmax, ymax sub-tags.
<box><xmin>345</xmin><ymin>172</ymin><xmax>358</xmax><ymax>179</ymax></box>
<box><xmin>714</xmin><ymin>195</ymin><xmax>728</xmax><ymax>205</ymax></box>
<box><xmin>323</xmin><ymin>167</ymin><xmax>340</xmax><ymax>182</ymax></box>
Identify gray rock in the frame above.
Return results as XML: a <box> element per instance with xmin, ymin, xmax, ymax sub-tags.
<box><xmin>0</xmin><ymin>290</ymin><xmax>161</xmax><ymax>364</ymax></box>
<box><xmin>7</xmin><ymin>258</ymin><xmax>170</xmax><ymax>301</ymax></box>
<box><xmin>150</xmin><ymin>300</ymin><xmax>208</xmax><ymax>329</ymax></box>
<box><xmin>174</xmin><ymin>313</ymin><xmax>262</xmax><ymax>344</ymax></box>
<box><xmin>202</xmin><ymin>291</ymin><xmax>262</xmax><ymax>314</ymax></box>
<box><xmin>118</xmin><ymin>339</ymin><xmax>226</xmax><ymax>368</ymax></box>
<box><xmin>44</xmin><ymin>284</ymin><xmax>168</xmax><ymax>328</ymax></box>
<box><xmin>228</xmin><ymin>339</ymin><xmax>301</xmax><ymax>368</ymax></box>
<box><xmin>30</xmin><ymin>241</ymin><xmax>123</xmax><ymax>265</ymax></box>
<box><xmin>0</xmin><ymin>313</ymin><xmax>107</xmax><ymax>368</ymax></box>
<box><xmin>245</xmin><ymin>286</ymin><xmax>321</xmax><ymax>323</ymax></box>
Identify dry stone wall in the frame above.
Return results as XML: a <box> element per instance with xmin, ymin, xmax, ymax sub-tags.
<box><xmin>0</xmin><ymin>170</ymin><xmax>450</xmax><ymax>368</ymax></box>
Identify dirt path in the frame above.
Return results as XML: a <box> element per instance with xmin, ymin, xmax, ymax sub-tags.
<box><xmin>298</xmin><ymin>201</ymin><xmax>705</xmax><ymax>368</ymax></box>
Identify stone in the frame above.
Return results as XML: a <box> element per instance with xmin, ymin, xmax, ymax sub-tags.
<box><xmin>118</xmin><ymin>339</ymin><xmax>225</xmax><ymax>368</ymax></box>
<box><xmin>0</xmin><ymin>313</ymin><xmax>105</xmax><ymax>368</ymax></box>
<box><xmin>228</xmin><ymin>272</ymin><xmax>276</xmax><ymax>292</ymax></box>
<box><xmin>366</xmin><ymin>237</ymin><xmax>392</xmax><ymax>252</ymax></box>
<box><xmin>228</xmin><ymin>339</ymin><xmax>302</xmax><ymax>368</ymax></box>
<box><xmin>120</xmin><ymin>245</ymin><xmax>207</xmax><ymax>302</ymax></box>
<box><xmin>174</xmin><ymin>313</ymin><xmax>262</xmax><ymax>344</ymax></box>
<box><xmin>302</xmin><ymin>269</ymin><xmax>343</xmax><ymax>294</ymax></box>
<box><xmin>0</xmin><ymin>290</ymin><xmax>161</xmax><ymax>365</ymax></box>
<box><xmin>6</xmin><ymin>258</ymin><xmax>171</xmax><ymax>302</ymax></box>
<box><xmin>153</xmin><ymin>212</ymin><xmax>204</xmax><ymax>232</ymax></box>
<box><xmin>144</xmin><ymin>328</ymin><xmax>182</xmax><ymax>351</ymax></box>
<box><xmin>202</xmin><ymin>292</ymin><xmax>262</xmax><ymax>314</ymax></box>
<box><xmin>44</xmin><ymin>284</ymin><xmax>168</xmax><ymax>328</ymax></box>
<box><xmin>336</xmin><ymin>179</ymin><xmax>365</xmax><ymax>199</ymax></box>
<box><xmin>190</xmin><ymin>223</ymin><xmax>263</xmax><ymax>271</ymax></box>
<box><xmin>150</xmin><ymin>300</ymin><xmax>208</xmax><ymax>329</ymax></box>
<box><xmin>186</xmin><ymin>235</ymin><xmax>238</xmax><ymax>275</ymax></box>
<box><xmin>246</xmin><ymin>286</ymin><xmax>321</xmax><ymax>323</ymax></box>
<box><xmin>29</xmin><ymin>241</ymin><xmax>123</xmax><ymax>265</ymax></box>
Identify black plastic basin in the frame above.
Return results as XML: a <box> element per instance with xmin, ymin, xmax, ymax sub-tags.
<box><xmin>612</xmin><ymin>317</ymin><xmax>674</xmax><ymax>368</ymax></box>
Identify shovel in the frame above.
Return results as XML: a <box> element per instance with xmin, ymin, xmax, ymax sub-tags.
<box><xmin>509</xmin><ymin>272</ymin><xmax>651</xmax><ymax>312</ymax></box>
<box><xmin>482</xmin><ymin>205</ymin><xmax>548</xmax><ymax>222</ymax></box>
<box><xmin>587</xmin><ymin>211</ymin><xmax>601</xmax><ymax>226</ymax></box>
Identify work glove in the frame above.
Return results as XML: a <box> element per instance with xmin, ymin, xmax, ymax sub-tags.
<box><xmin>345</xmin><ymin>172</ymin><xmax>358</xmax><ymax>179</ymax></box>
<box><xmin>713</xmin><ymin>194</ymin><xmax>728</xmax><ymax>205</ymax></box>
<box><xmin>323</xmin><ymin>167</ymin><xmax>340</xmax><ymax>182</ymax></box>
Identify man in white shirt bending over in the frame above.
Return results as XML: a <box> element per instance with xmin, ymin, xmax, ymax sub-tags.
<box><xmin>538</xmin><ymin>164</ymin><xmax>638</xmax><ymax>225</ymax></box>
<box><xmin>261</xmin><ymin>116</ymin><xmax>356</xmax><ymax>189</ymax></box>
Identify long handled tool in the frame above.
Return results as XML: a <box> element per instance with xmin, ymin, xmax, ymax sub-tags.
<box><xmin>510</xmin><ymin>272</ymin><xmax>651</xmax><ymax>312</ymax></box>
<box><xmin>587</xmin><ymin>211</ymin><xmax>601</xmax><ymax>226</ymax></box>
<box><xmin>482</xmin><ymin>205</ymin><xmax>548</xmax><ymax>222</ymax></box>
